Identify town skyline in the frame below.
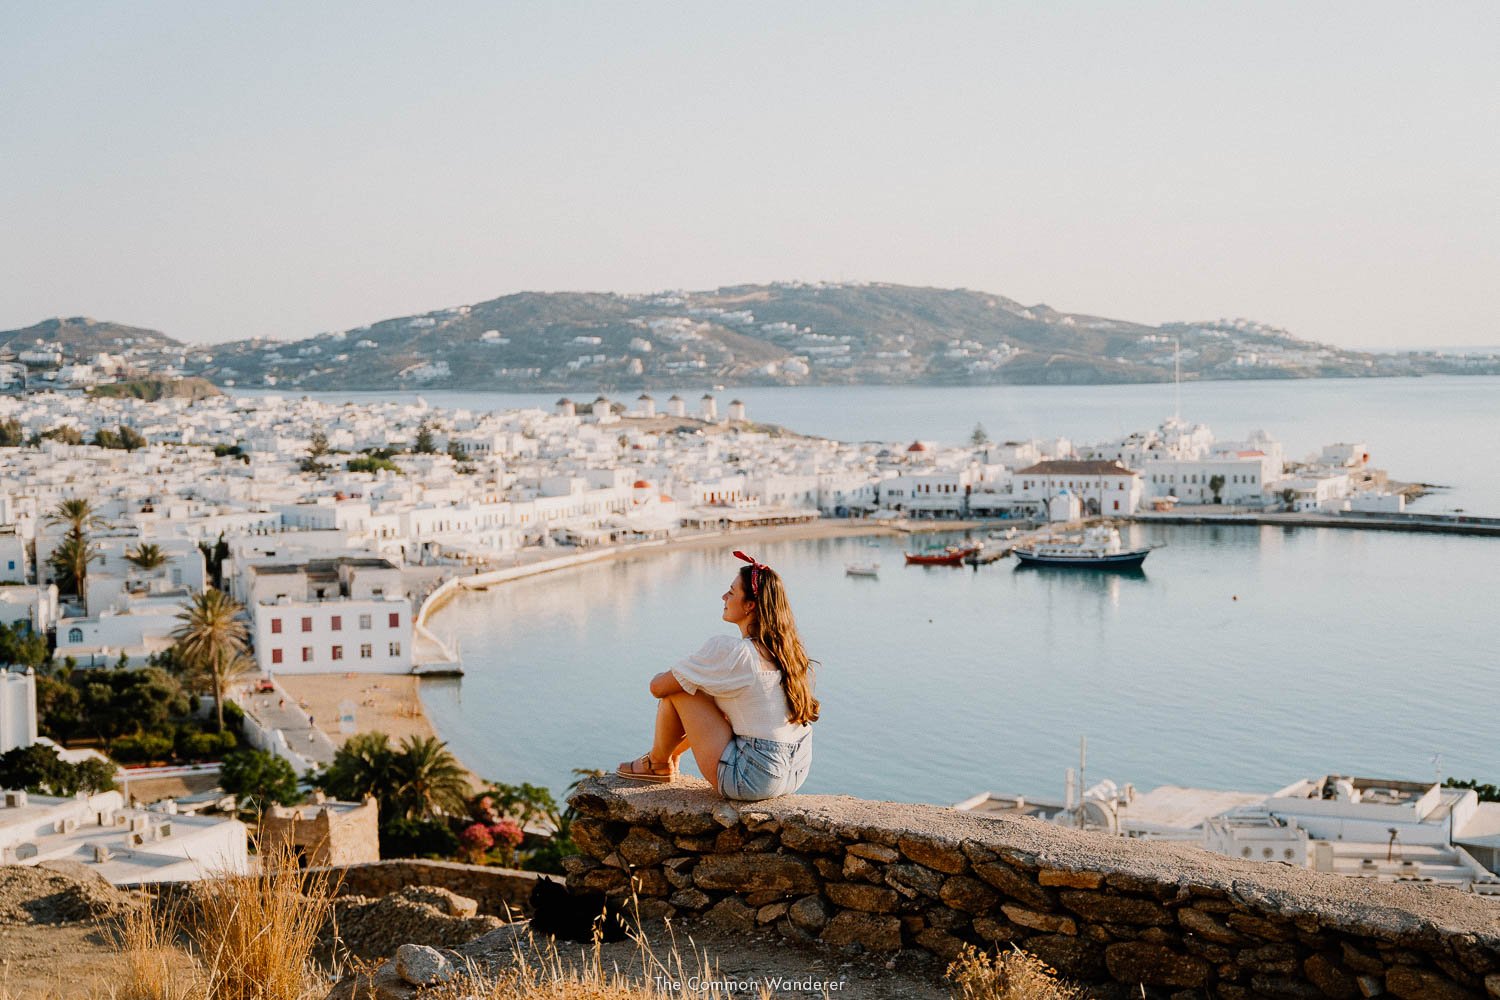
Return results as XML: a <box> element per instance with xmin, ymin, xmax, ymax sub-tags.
<box><xmin>3</xmin><ymin>3</ymin><xmax>1497</xmax><ymax>350</ymax></box>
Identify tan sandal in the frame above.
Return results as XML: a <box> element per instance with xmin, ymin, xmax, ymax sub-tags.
<box><xmin>617</xmin><ymin>753</ymin><xmax>674</xmax><ymax>783</ymax></box>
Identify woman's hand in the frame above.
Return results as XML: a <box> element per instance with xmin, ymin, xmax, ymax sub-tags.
<box><xmin>650</xmin><ymin>671</ymin><xmax>685</xmax><ymax>699</ymax></box>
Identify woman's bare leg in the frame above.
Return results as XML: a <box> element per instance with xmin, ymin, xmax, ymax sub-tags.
<box><xmin>651</xmin><ymin>691</ymin><xmax>733</xmax><ymax>792</ymax></box>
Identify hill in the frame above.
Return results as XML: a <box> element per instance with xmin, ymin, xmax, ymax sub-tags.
<box><xmin>203</xmin><ymin>282</ymin><xmax>1498</xmax><ymax>390</ymax></box>
<box><xmin>0</xmin><ymin>316</ymin><xmax>182</xmax><ymax>355</ymax></box>
<box><xmin>9</xmin><ymin>286</ymin><xmax>1499</xmax><ymax>391</ymax></box>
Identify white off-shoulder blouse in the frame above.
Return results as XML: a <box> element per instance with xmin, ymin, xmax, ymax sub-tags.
<box><xmin>671</xmin><ymin>634</ymin><xmax>812</xmax><ymax>743</ymax></box>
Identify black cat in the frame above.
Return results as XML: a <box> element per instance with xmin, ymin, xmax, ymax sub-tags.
<box><xmin>527</xmin><ymin>875</ymin><xmax>630</xmax><ymax>943</ymax></box>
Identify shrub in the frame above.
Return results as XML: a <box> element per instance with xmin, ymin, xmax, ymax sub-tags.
<box><xmin>110</xmin><ymin>733</ymin><xmax>175</xmax><ymax>764</ymax></box>
<box><xmin>176</xmin><ymin>730</ymin><xmax>238</xmax><ymax>760</ymax></box>
<box><xmin>946</xmin><ymin>944</ymin><xmax>1085</xmax><ymax>1000</ymax></box>
<box><xmin>380</xmin><ymin>817</ymin><xmax>459</xmax><ymax>859</ymax></box>
<box><xmin>219</xmin><ymin>748</ymin><xmax>301</xmax><ymax>811</ymax></box>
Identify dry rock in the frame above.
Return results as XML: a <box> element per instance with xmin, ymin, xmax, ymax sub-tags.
<box><xmin>821</xmin><ymin>910</ymin><xmax>902</xmax><ymax>951</ymax></box>
<box><xmin>1178</xmin><ymin>906</ymin><xmax>1242</xmax><ymax>945</ymax></box>
<box><xmin>1384</xmin><ymin>966</ymin><xmax>1477</xmax><ymax>1000</ymax></box>
<box><xmin>847</xmin><ymin>843</ymin><xmax>899</xmax><ymax>863</ymax></box>
<box><xmin>896</xmin><ymin>837</ymin><xmax>968</xmax><ymax>874</ymax></box>
<box><xmin>825</xmin><ymin>882</ymin><xmax>899</xmax><ymax>914</ymax></box>
<box><xmin>972</xmin><ymin>861</ymin><xmax>1055</xmax><ymax>910</ymax></box>
<box><xmin>788</xmin><ymin>894</ymin><xmax>831</xmax><ymax>932</ymax></box>
<box><xmin>939</xmin><ymin>875</ymin><xmax>999</xmax><ymax>913</ymax></box>
<box><xmin>703</xmin><ymin>897</ymin><xmax>756</xmax><ymax>933</ymax></box>
<box><xmin>1039</xmin><ymin>868</ymin><xmax>1105</xmax><ymax>889</ymax></box>
<box><xmin>1060</xmin><ymin>890</ymin><xmax>1173</xmax><ymax>926</ymax></box>
<box><xmin>691</xmin><ymin>854</ymin><xmax>818</xmax><ymax>894</ymax></box>
<box><xmin>1303</xmin><ymin>953</ymin><xmax>1360</xmax><ymax>999</ymax></box>
<box><xmin>619</xmin><ymin>827</ymin><xmax>676</xmax><ymax>867</ymax></box>
<box><xmin>1001</xmin><ymin>904</ymin><xmax>1076</xmax><ymax>935</ymax></box>
<box><xmin>1104</xmin><ymin>942</ymin><xmax>1211</xmax><ymax>989</ymax></box>
<box><xmin>780</xmin><ymin>823</ymin><xmax>841</xmax><ymax>854</ymax></box>
<box><xmin>394</xmin><ymin>944</ymin><xmax>458</xmax><ymax>987</ymax></box>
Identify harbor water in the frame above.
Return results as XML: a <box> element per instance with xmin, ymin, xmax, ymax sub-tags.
<box><xmin>420</xmin><ymin>523</ymin><xmax>1499</xmax><ymax>806</ymax></box>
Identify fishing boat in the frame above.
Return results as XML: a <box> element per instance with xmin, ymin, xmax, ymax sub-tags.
<box><xmin>1012</xmin><ymin>525</ymin><xmax>1157</xmax><ymax>569</ymax></box>
<box><xmin>845</xmin><ymin>562</ymin><xmax>880</xmax><ymax>577</ymax></box>
<box><xmin>904</xmin><ymin>544</ymin><xmax>980</xmax><ymax>566</ymax></box>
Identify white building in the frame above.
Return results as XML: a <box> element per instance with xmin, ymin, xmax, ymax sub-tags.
<box><xmin>1013</xmin><ymin>461</ymin><xmax>1143</xmax><ymax>517</ymax></box>
<box><xmin>246</xmin><ymin>557</ymin><xmax>412</xmax><ymax>674</ymax></box>
<box><xmin>0</xmin><ymin>669</ymin><xmax>37</xmax><ymax>754</ymax></box>
<box><xmin>0</xmin><ymin>789</ymin><xmax>250</xmax><ymax>885</ymax></box>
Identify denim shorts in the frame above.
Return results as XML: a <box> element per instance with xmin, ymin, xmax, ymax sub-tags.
<box><xmin>717</xmin><ymin>731</ymin><xmax>812</xmax><ymax>801</ymax></box>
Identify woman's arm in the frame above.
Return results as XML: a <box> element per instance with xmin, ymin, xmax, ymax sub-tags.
<box><xmin>650</xmin><ymin>671</ymin><xmax>685</xmax><ymax>699</ymax></box>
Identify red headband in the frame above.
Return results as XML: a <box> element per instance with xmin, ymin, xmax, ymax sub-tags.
<box><xmin>733</xmin><ymin>550</ymin><xmax>765</xmax><ymax>597</ymax></box>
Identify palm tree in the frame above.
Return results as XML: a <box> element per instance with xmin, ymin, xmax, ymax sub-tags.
<box><xmin>321</xmin><ymin>732</ymin><xmax>394</xmax><ymax>803</ymax></box>
<box><xmin>125</xmin><ymin>543</ymin><xmax>168</xmax><ymax>571</ymax></box>
<box><xmin>46</xmin><ymin>498</ymin><xmax>104</xmax><ymax>537</ymax></box>
<box><xmin>389</xmin><ymin>736</ymin><xmax>470</xmax><ymax>821</ymax></box>
<box><xmin>48</xmin><ymin>534</ymin><xmax>100</xmax><ymax>599</ymax></box>
<box><xmin>171</xmin><ymin>588</ymin><xmax>249</xmax><ymax>732</ymax></box>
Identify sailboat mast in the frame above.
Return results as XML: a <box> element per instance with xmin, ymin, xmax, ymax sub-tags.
<box><xmin>1174</xmin><ymin>337</ymin><xmax>1181</xmax><ymax>423</ymax></box>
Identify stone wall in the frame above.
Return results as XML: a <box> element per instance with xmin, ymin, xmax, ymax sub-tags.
<box><xmin>567</xmin><ymin>776</ymin><xmax>1500</xmax><ymax>999</ymax></box>
<box><xmin>314</xmin><ymin>860</ymin><xmax>540</xmax><ymax>920</ymax></box>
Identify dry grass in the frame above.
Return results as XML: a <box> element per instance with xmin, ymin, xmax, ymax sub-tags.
<box><xmin>112</xmin><ymin>893</ymin><xmax>200</xmax><ymax>1000</ymax></box>
<box><xmin>112</xmin><ymin>840</ymin><xmax>335</xmax><ymax>1000</ymax></box>
<box><xmin>423</xmin><ymin>910</ymin><xmax>781</xmax><ymax>1000</ymax></box>
<box><xmin>944</xmin><ymin>945</ymin><xmax>1085</xmax><ymax>1000</ymax></box>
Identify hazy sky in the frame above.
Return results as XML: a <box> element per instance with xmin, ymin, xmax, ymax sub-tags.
<box><xmin>3</xmin><ymin>3</ymin><xmax>1496</xmax><ymax>347</ymax></box>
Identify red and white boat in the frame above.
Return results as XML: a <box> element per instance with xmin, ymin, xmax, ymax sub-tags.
<box><xmin>904</xmin><ymin>544</ymin><xmax>980</xmax><ymax>566</ymax></box>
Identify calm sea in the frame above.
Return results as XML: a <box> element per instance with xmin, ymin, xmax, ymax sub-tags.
<box><xmin>250</xmin><ymin>375</ymin><xmax>1500</xmax><ymax>515</ymax></box>
<box><xmin>419</xmin><ymin>524</ymin><xmax>1498</xmax><ymax>807</ymax></box>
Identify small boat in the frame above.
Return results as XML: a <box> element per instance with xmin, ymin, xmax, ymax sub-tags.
<box><xmin>845</xmin><ymin>562</ymin><xmax>880</xmax><ymax>577</ymax></box>
<box><xmin>904</xmin><ymin>544</ymin><xmax>980</xmax><ymax>566</ymax></box>
<box><xmin>987</xmin><ymin>527</ymin><xmax>1019</xmax><ymax>541</ymax></box>
<box><xmin>1012</xmin><ymin>525</ymin><xmax>1157</xmax><ymax>570</ymax></box>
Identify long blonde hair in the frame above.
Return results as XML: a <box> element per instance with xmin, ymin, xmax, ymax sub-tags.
<box><xmin>740</xmin><ymin>564</ymin><xmax>820</xmax><ymax>725</ymax></box>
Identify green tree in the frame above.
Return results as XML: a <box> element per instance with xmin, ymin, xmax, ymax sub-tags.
<box><xmin>78</xmin><ymin>667</ymin><xmax>188</xmax><ymax>742</ymax></box>
<box><xmin>1280</xmin><ymin>487</ymin><xmax>1298</xmax><ymax>511</ymax></box>
<box><xmin>0</xmin><ymin>744</ymin><xmax>71</xmax><ymax>793</ymax></box>
<box><xmin>970</xmin><ymin>423</ymin><xmax>990</xmax><ymax>447</ymax></box>
<box><xmin>118</xmin><ymin>425</ymin><xmax>147</xmax><ymax>451</ymax></box>
<box><xmin>1445</xmin><ymin>778</ymin><xmax>1500</xmax><ymax>803</ymax></box>
<box><xmin>0</xmin><ymin>420</ymin><xmax>23</xmax><ymax>447</ymax></box>
<box><xmin>40</xmin><ymin>426</ymin><xmax>84</xmax><ymax>446</ymax></box>
<box><xmin>0</xmin><ymin>744</ymin><xmax>113</xmax><ymax>795</ymax></box>
<box><xmin>446</xmin><ymin>440</ymin><xmax>467</xmax><ymax>461</ymax></box>
<box><xmin>1209</xmin><ymin>474</ymin><xmax>1226</xmax><ymax>504</ymax></box>
<box><xmin>92</xmin><ymin>427</ymin><xmax>122</xmax><ymax>449</ymax></box>
<box><xmin>170</xmin><ymin>588</ymin><xmax>249</xmax><ymax>732</ymax></box>
<box><xmin>219</xmin><ymin>748</ymin><xmax>302</xmax><ymax>812</ymax></box>
<box><xmin>125</xmin><ymin>543</ymin><xmax>168</xmax><ymax>571</ymax></box>
<box><xmin>388</xmin><ymin>736</ymin><xmax>469</xmax><ymax>821</ymax></box>
<box><xmin>413</xmin><ymin>421</ymin><xmax>436</xmax><ymax>455</ymax></box>
<box><xmin>299</xmin><ymin>428</ymin><xmax>331</xmax><ymax>475</ymax></box>
<box><xmin>0</xmin><ymin>621</ymin><xmax>50</xmax><ymax>669</ymax></box>
<box><xmin>48</xmin><ymin>534</ymin><xmax>100</xmax><ymax>599</ymax></box>
<box><xmin>346</xmin><ymin>455</ymin><xmax>401</xmax><ymax>475</ymax></box>
<box><xmin>197</xmin><ymin>532</ymin><xmax>230</xmax><ymax>589</ymax></box>
<box><xmin>318</xmin><ymin>732</ymin><xmax>394</xmax><ymax>804</ymax></box>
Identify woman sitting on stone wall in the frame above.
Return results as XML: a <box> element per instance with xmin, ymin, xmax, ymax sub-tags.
<box><xmin>617</xmin><ymin>551</ymin><xmax>818</xmax><ymax>801</ymax></box>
